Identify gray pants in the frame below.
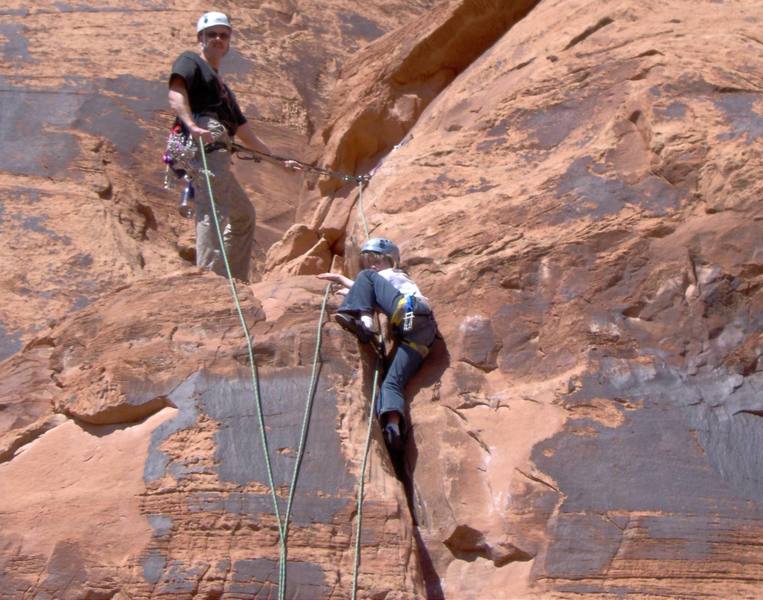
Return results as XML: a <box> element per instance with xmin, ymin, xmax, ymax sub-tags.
<box><xmin>194</xmin><ymin>116</ymin><xmax>255</xmax><ymax>282</ymax></box>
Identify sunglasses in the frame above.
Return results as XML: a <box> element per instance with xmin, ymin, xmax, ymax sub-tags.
<box><xmin>205</xmin><ymin>31</ymin><xmax>230</xmax><ymax>40</ymax></box>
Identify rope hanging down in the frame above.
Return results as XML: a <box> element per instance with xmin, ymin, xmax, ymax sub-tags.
<box><xmin>349</xmin><ymin>169</ymin><xmax>380</xmax><ymax>599</ymax></box>
<box><xmin>279</xmin><ymin>283</ymin><xmax>332</xmax><ymax>596</ymax></box>
<box><xmin>351</xmin><ymin>366</ymin><xmax>381</xmax><ymax>600</ymax></box>
<box><xmin>199</xmin><ymin>140</ymin><xmax>382</xmax><ymax>600</ymax></box>
<box><xmin>198</xmin><ymin>144</ymin><xmax>332</xmax><ymax>600</ymax></box>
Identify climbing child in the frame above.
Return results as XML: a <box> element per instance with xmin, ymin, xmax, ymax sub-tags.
<box><xmin>317</xmin><ymin>238</ymin><xmax>438</xmax><ymax>453</ymax></box>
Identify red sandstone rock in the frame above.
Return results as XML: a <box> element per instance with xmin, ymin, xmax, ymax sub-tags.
<box><xmin>265</xmin><ymin>224</ymin><xmax>332</xmax><ymax>275</ymax></box>
<box><xmin>1</xmin><ymin>0</ymin><xmax>763</xmax><ymax>598</ymax></box>
<box><xmin>310</xmin><ymin>0</ymin><xmax>763</xmax><ymax>597</ymax></box>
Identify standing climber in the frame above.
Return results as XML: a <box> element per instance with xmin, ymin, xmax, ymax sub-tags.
<box><xmin>317</xmin><ymin>238</ymin><xmax>438</xmax><ymax>453</ymax></box>
<box><xmin>168</xmin><ymin>12</ymin><xmax>287</xmax><ymax>282</ymax></box>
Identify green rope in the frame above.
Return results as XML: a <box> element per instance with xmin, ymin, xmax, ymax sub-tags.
<box><xmin>197</xmin><ymin>143</ymin><xmax>287</xmax><ymax>584</ymax></box>
<box><xmin>351</xmin><ymin>363</ymin><xmax>380</xmax><ymax>600</ymax></box>
<box><xmin>199</xmin><ymin>143</ymin><xmax>381</xmax><ymax>600</ymax></box>
<box><xmin>278</xmin><ymin>283</ymin><xmax>331</xmax><ymax>598</ymax></box>
<box><xmin>349</xmin><ymin>175</ymin><xmax>384</xmax><ymax>599</ymax></box>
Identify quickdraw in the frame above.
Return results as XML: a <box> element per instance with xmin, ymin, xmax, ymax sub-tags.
<box><xmin>402</xmin><ymin>294</ymin><xmax>415</xmax><ymax>332</ymax></box>
<box><xmin>162</xmin><ymin>123</ymin><xmax>198</xmax><ymax>185</ymax></box>
<box><xmin>162</xmin><ymin>123</ymin><xmax>209</xmax><ymax>219</ymax></box>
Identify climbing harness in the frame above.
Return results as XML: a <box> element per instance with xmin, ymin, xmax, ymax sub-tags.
<box><xmin>390</xmin><ymin>294</ymin><xmax>416</xmax><ymax>333</ymax></box>
<box><xmin>162</xmin><ymin>123</ymin><xmax>196</xmax><ymax>176</ymax></box>
<box><xmin>162</xmin><ymin>123</ymin><xmax>218</xmax><ymax>219</ymax></box>
<box><xmin>390</xmin><ymin>296</ymin><xmax>436</xmax><ymax>358</ymax></box>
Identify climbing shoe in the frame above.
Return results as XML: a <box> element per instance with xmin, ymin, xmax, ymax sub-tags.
<box><xmin>383</xmin><ymin>422</ymin><xmax>404</xmax><ymax>453</ymax></box>
<box><xmin>334</xmin><ymin>312</ymin><xmax>374</xmax><ymax>344</ymax></box>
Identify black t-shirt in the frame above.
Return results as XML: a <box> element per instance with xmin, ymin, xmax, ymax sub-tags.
<box><xmin>169</xmin><ymin>51</ymin><xmax>247</xmax><ymax>135</ymax></box>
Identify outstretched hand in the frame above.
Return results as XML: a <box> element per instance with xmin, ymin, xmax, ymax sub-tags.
<box><xmin>317</xmin><ymin>272</ymin><xmax>342</xmax><ymax>283</ymax></box>
<box><xmin>317</xmin><ymin>272</ymin><xmax>354</xmax><ymax>291</ymax></box>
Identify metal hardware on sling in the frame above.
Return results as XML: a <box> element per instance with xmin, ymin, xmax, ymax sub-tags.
<box><xmin>178</xmin><ymin>176</ymin><xmax>195</xmax><ymax>218</ymax></box>
<box><xmin>402</xmin><ymin>295</ymin><xmax>415</xmax><ymax>332</ymax></box>
<box><xmin>230</xmin><ymin>142</ymin><xmax>369</xmax><ymax>184</ymax></box>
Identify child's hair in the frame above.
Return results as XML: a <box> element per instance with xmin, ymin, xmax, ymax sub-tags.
<box><xmin>360</xmin><ymin>251</ymin><xmax>395</xmax><ymax>270</ymax></box>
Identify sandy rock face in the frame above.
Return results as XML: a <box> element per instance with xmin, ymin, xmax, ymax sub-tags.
<box><xmin>0</xmin><ymin>273</ymin><xmax>421</xmax><ymax>598</ymax></box>
<box><xmin>2</xmin><ymin>0</ymin><xmax>763</xmax><ymax>598</ymax></box>
<box><xmin>0</xmin><ymin>0</ymin><xmax>437</xmax><ymax>355</ymax></box>
<box><xmin>2</xmin><ymin>1</ymin><xmax>438</xmax><ymax>597</ymax></box>
<box><xmin>311</xmin><ymin>0</ymin><xmax>763</xmax><ymax>597</ymax></box>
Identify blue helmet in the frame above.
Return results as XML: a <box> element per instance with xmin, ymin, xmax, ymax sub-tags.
<box><xmin>360</xmin><ymin>237</ymin><xmax>400</xmax><ymax>267</ymax></box>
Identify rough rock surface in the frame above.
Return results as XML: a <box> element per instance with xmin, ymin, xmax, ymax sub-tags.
<box><xmin>1</xmin><ymin>272</ymin><xmax>419</xmax><ymax>598</ymax></box>
<box><xmin>2</xmin><ymin>0</ymin><xmax>763</xmax><ymax>599</ymax></box>
<box><xmin>314</xmin><ymin>0</ymin><xmax>763</xmax><ymax>597</ymax></box>
<box><xmin>0</xmin><ymin>0</ymin><xmax>438</xmax><ymax>355</ymax></box>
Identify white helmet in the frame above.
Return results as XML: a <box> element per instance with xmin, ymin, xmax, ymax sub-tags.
<box><xmin>196</xmin><ymin>11</ymin><xmax>232</xmax><ymax>33</ymax></box>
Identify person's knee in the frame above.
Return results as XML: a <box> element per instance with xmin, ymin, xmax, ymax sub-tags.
<box><xmin>357</xmin><ymin>269</ymin><xmax>377</xmax><ymax>281</ymax></box>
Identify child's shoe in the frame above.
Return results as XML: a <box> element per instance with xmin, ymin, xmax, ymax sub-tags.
<box><xmin>383</xmin><ymin>422</ymin><xmax>404</xmax><ymax>453</ymax></box>
<box><xmin>334</xmin><ymin>312</ymin><xmax>373</xmax><ymax>344</ymax></box>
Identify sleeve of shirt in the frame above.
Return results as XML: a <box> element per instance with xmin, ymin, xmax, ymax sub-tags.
<box><xmin>169</xmin><ymin>53</ymin><xmax>198</xmax><ymax>88</ymax></box>
<box><xmin>227</xmin><ymin>87</ymin><xmax>248</xmax><ymax>130</ymax></box>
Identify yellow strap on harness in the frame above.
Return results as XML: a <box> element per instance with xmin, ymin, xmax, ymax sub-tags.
<box><xmin>390</xmin><ymin>297</ymin><xmax>430</xmax><ymax>357</ymax></box>
<box><xmin>402</xmin><ymin>339</ymin><xmax>429</xmax><ymax>358</ymax></box>
<box><xmin>390</xmin><ymin>296</ymin><xmax>407</xmax><ymax>327</ymax></box>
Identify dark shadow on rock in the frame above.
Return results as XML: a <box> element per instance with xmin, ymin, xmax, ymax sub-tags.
<box><xmin>397</xmin><ymin>334</ymin><xmax>450</xmax><ymax>483</ymax></box>
<box><xmin>403</xmin><ymin>337</ymin><xmax>450</xmax><ymax>598</ymax></box>
<box><xmin>376</xmin><ymin>336</ymin><xmax>450</xmax><ymax>485</ymax></box>
<box><xmin>409</xmin><ymin>336</ymin><xmax>451</xmax><ymax>392</ymax></box>
<box><xmin>354</xmin><ymin>334</ymin><xmax>449</xmax><ymax>597</ymax></box>
<box><xmin>71</xmin><ymin>395</ymin><xmax>175</xmax><ymax>433</ymax></box>
<box><xmin>412</xmin><ymin>526</ymin><xmax>445</xmax><ymax>600</ymax></box>
<box><xmin>356</xmin><ymin>334</ymin><xmax>449</xmax><ymax>597</ymax></box>
<box><xmin>402</xmin><ymin>335</ymin><xmax>450</xmax><ymax>479</ymax></box>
